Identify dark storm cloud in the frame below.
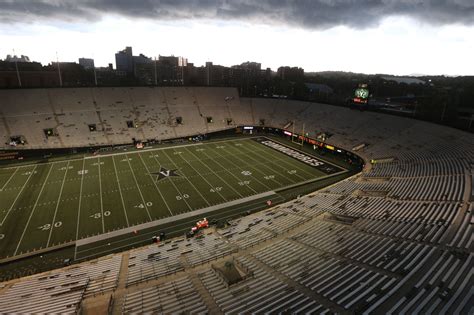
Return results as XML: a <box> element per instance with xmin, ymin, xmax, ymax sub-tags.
<box><xmin>0</xmin><ymin>0</ymin><xmax>473</xmax><ymax>29</ymax></box>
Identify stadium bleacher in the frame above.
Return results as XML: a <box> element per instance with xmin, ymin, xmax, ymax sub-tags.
<box><xmin>0</xmin><ymin>87</ymin><xmax>472</xmax><ymax>314</ymax></box>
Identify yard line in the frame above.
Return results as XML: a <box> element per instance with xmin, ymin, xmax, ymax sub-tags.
<box><xmin>149</xmin><ymin>153</ymin><xmax>194</xmax><ymax>211</ymax></box>
<box><xmin>246</xmin><ymin>141</ymin><xmax>320</xmax><ymax>179</ymax></box>
<box><xmin>190</xmin><ymin>151</ymin><xmax>258</xmax><ymax>197</ymax></box>
<box><xmin>112</xmin><ymin>155</ymin><xmax>130</xmax><ymax>227</ymax></box>
<box><xmin>162</xmin><ymin>149</ymin><xmax>217</xmax><ymax>206</ymax></box>
<box><xmin>46</xmin><ymin>161</ymin><xmax>70</xmax><ymax>247</ymax></box>
<box><xmin>14</xmin><ymin>163</ymin><xmax>55</xmax><ymax>256</ymax></box>
<box><xmin>0</xmin><ymin>167</ymin><xmax>19</xmax><ymax>191</ymax></box>
<box><xmin>147</xmin><ymin>157</ymin><xmax>307</xmax><ymax>184</ymax></box>
<box><xmin>75</xmin><ymin>159</ymin><xmax>86</xmax><ymax>241</ymax></box>
<box><xmin>136</xmin><ymin>153</ymin><xmax>173</xmax><ymax>216</ymax></box>
<box><xmin>97</xmin><ymin>157</ymin><xmax>105</xmax><ymax>233</ymax></box>
<box><xmin>125</xmin><ymin>154</ymin><xmax>152</xmax><ymax>221</ymax></box>
<box><xmin>0</xmin><ymin>165</ymin><xmax>38</xmax><ymax>226</ymax></box>
<box><xmin>249</xmin><ymin>139</ymin><xmax>340</xmax><ymax>177</ymax></box>
<box><xmin>225</xmin><ymin>143</ymin><xmax>291</xmax><ymax>187</ymax></box>
<box><xmin>185</xmin><ymin>146</ymin><xmax>250</xmax><ymax>196</ymax></box>
<box><xmin>235</xmin><ymin>142</ymin><xmax>309</xmax><ymax>182</ymax></box>
<box><xmin>1</xmin><ymin>155</ymin><xmax>87</xmax><ymax>170</ymax></box>
<box><xmin>85</xmin><ymin>136</ymin><xmax>253</xmax><ymax>159</ymax></box>
<box><xmin>0</xmin><ymin>137</ymin><xmax>254</xmax><ymax>170</ymax></box>
<box><xmin>206</xmin><ymin>145</ymin><xmax>274</xmax><ymax>191</ymax></box>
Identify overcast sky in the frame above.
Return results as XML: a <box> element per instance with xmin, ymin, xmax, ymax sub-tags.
<box><xmin>1</xmin><ymin>0</ymin><xmax>473</xmax><ymax>75</ymax></box>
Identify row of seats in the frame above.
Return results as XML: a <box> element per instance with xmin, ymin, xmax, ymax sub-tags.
<box><xmin>0</xmin><ymin>253</ymin><xmax>121</xmax><ymax>313</ymax></box>
<box><xmin>126</xmin><ymin>233</ymin><xmax>234</xmax><ymax>286</ymax></box>
<box><xmin>387</xmin><ymin>251</ymin><xmax>472</xmax><ymax>314</ymax></box>
<box><xmin>367</xmin><ymin>158</ymin><xmax>470</xmax><ymax>178</ymax></box>
<box><xmin>0</xmin><ymin>87</ymin><xmax>241</xmax><ymax>149</ymax></box>
<box><xmin>122</xmin><ymin>276</ymin><xmax>207</xmax><ymax>314</ymax></box>
<box><xmin>0</xmin><ymin>272</ymin><xmax>87</xmax><ymax>314</ymax></box>
<box><xmin>199</xmin><ymin>256</ymin><xmax>330</xmax><ymax>314</ymax></box>
<box><xmin>0</xmin><ymin>89</ymin><xmax>471</xmax><ymax>314</ymax></box>
<box><xmin>323</xmin><ymin>175</ymin><xmax>465</xmax><ymax>201</ymax></box>
<box><xmin>219</xmin><ymin>207</ymin><xmax>311</xmax><ymax>249</ymax></box>
<box><xmin>322</xmin><ymin>196</ymin><xmax>460</xmax><ymax>225</ymax></box>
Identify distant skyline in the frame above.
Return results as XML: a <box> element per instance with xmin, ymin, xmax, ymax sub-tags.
<box><xmin>1</xmin><ymin>1</ymin><xmax>473</xmax><ymax>76</ymax></box>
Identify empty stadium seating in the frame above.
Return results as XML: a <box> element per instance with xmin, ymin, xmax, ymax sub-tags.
<box><xmin>0</xmin><ymin>87</ymin><xmax>472</xmax><ymax>314</ymax></box>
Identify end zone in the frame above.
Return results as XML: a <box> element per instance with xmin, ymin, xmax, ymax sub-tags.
<box><xmin>252</xmin><ymin>137</ymin><xmax>345</xmax><ymax>175</ymax></box>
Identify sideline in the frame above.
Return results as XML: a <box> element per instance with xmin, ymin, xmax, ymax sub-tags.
<box><xmin>75</xmin><ymin>190</ymin><xmax>276</xmax><ymax>247</ymax></box>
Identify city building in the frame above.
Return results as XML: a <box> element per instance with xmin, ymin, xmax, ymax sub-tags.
<box><xmin>78</xmin><ymin>58</ymin><xmax>95</xmax><ymax>70</ymax></box>
<box><xmin>277</xmin><ymin>66</ymin><xmax>304</xmax><ymax>81</ymax></box>
<box><xmin>115</xmin><ymin>46</ymin><xmax>134</xmax><ymax>73</ymax></box>
<box><xmin>5</xmin><ymin>54</ymin><xmax>31</xmax><ymax>62</ymax></box>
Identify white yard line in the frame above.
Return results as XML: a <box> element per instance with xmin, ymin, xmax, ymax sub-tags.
<box><xmin>143</xmin><ymin>157</ymin><xmax>313</xmax><ymax>185</ymax></box>
<box><xmin>225</xmin><ymin>143</ymin><xmax>291</xmax><ymax>187</ymax></box>
<box><xmin>0</xmin><ymin>165</ymin><xmax>38</xmax><ymax>226</ymax></box>
<box><xmin>75</xmin><ymin>159</ymin><xmax>86</xmax><ymax>242</ymax></box>
<box><xmin>0</xmin><ymin>137</ymin><xmax>257</xmax><ymax>170</ymax></box>
<box><xmin>207</xmin><ymin>145</ymin><xmax>274</xmax><ymax>191</ymax></box>
<box><xmin>246</xmin><ymin>141</ymin><xmax>318</xmax><ymax>180</ymax></box>
<box><xmin>46</xmin><ymin>161</ymin><xmax>70</xmax><ymax>247</ymax></box>
<box><xmin>1</xmin><ymin>156</ymin><xmax>87</xmax><ymax>170</ymax></box>
<box><xmin>194</xmin><ymin>148</ymin><xmax>257</xmax><ymax>197</ymax></box>
<box><xmin>14</xmin><ymin>163</ymin><xmax>55</xmax><ymax>256</ymax></box>
<box><xmin>163</xmin><ymin>148</ymin><xmax>217</xmax><ymax>206</ymax></box>
<box><xmin>126</xmin><ymin>154</ymin><xmax>152</xmax><ymax>221</ymax></box>
<box><xmin>85</xmin><ymin>143</ymin><xmax>202</xmax><ymax>160</ymax></box>
<box><xmin>186</xmin><ymin>146</ymin><xmax>250</xmax><ymax>196</ymax></box>
<box><xmin>249</xmin><ymin>141</ymin><xmax>349</xmax><ymax>183</ymax></box>
<box><xmin>259</xmin><ymin>136</ymin><xmax>346</xmax><ymax>170</ymax></box>
<box><xmin>150</xmin><ymin>153</ymin><xmax>194</xmax><ymax>211</ymax></box>
<box><xmin>136</xmin><ymin>153</ymin><xmax>173</xmax><ymax>216</ymax></box>
<box><xmin>258</xmin><ymin>140</ymin><xmax>348</xmax><ymax>179</ymax></box>
<box><xmin>0</xmin><ymin>167</ymin><xmax>19</xmax><ymax>191</ymax></box>
<box><xmin>1</xmin><ymin>163</ymin><xmax>49</xmax><ymax>170</ymax></box>
<box><xmin>112</xmin><ymin>155</ymin><xmax>130</xmax><ymax>227</ymax></box>
<box><xmin>250</xmin><ymin>146</ymin><xmax>311</xmax><ymax>183</ymax></box>
<box><xmin>76</xmin><ymin>190</ymin><xmax>276</xmax><ymax>247</ymax></box>
<box><xmin>98</xmin><ymin>157</ymin><xmax>105</xmax><ymax>233</ymax></box>
<box><xmin>84</xmin><ymin>136</ymin><xmax>253</xmax><ymax>160</ymax></box>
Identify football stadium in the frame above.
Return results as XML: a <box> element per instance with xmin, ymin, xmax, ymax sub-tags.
<box><xmin>0</xmin><ymin>86</ymin><xmax>471</xmax><ymax>314</ymax></box>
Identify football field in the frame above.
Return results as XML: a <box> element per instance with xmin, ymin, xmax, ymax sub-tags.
<box><xmin>0</xmin><ymin>137</ymin><xmax>346</xmax><ymax>260</ymax></box>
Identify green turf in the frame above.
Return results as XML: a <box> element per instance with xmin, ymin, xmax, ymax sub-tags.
<box><xmin>0</xmin><ymin>137</ymin><xmax>347</xmax><ymax>260</ymax></box>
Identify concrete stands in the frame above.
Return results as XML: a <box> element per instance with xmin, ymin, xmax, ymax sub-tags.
<box><xmin>122</xmin><ymin>276</ymin><xmax>207</xmax><ymax>314</ymax></box>
<box><xmin>126</xmin><ymin>233</ymin><xmax>234</xmax><ymax>286</ymax></box>
<box><xmin>0</xmin><ymin>254</ymin><xmax>121</xmax><ymax>313</ymax></box>
<box><xmin>0</xmin><ymin>272</ymin><xmax>87</xmax><ymax>314</ymax></box>
<box><xmin>0</xmin><ymin>88</ymin><xmax>472</xmax><ymax>314</ymax></box>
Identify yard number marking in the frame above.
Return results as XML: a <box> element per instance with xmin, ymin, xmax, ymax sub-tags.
<box><xmin>90</xmin><ymin>211</ymin><xmax>111</xmax><ymax>219</ymax></box>
<box><xmin>37</xmin><ymin>221</ymin><xmax>62</xmax><ymax>231</ymax></box>
<box><xmin>210</xmin><ymin>187</ymin><xmax>222</xmax><ymax>193</ymax></box>
<box><xmin>176</xmin><ymin>194</ymin><xmax>190</xmax><ymax>200</ymax></box>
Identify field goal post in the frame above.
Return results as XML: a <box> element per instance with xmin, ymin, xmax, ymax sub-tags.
<box><xmin>291</xmin><ymin>121</ymin><xmax>305</xmax><ymax>147</ymax></box>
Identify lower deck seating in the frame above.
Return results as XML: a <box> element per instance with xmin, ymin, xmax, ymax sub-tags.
<box><xmin>0</xmin><ymin>273</ymin><xmax>87</xmax><ymax>314</ymax></box>
<box><xmin>122</xmin><ymin>276</ymin><xmax>207</xmax><ymax>314</ymax></box>
<box><xmin>199</xmin><ymin>256</ymin><xmax>329</xmax><ymax>314</ymax></box>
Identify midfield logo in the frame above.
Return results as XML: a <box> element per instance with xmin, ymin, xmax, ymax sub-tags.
<box><xmin>151</xmin><ymin>167</ymin><xmax>180</xmax><ymax>181</ymax></box>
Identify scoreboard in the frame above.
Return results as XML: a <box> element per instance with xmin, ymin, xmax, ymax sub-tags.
<box><xmin>353</xmin><ymin>83</ymin><xmax>369</xmax><ymax>104</ymax></box>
